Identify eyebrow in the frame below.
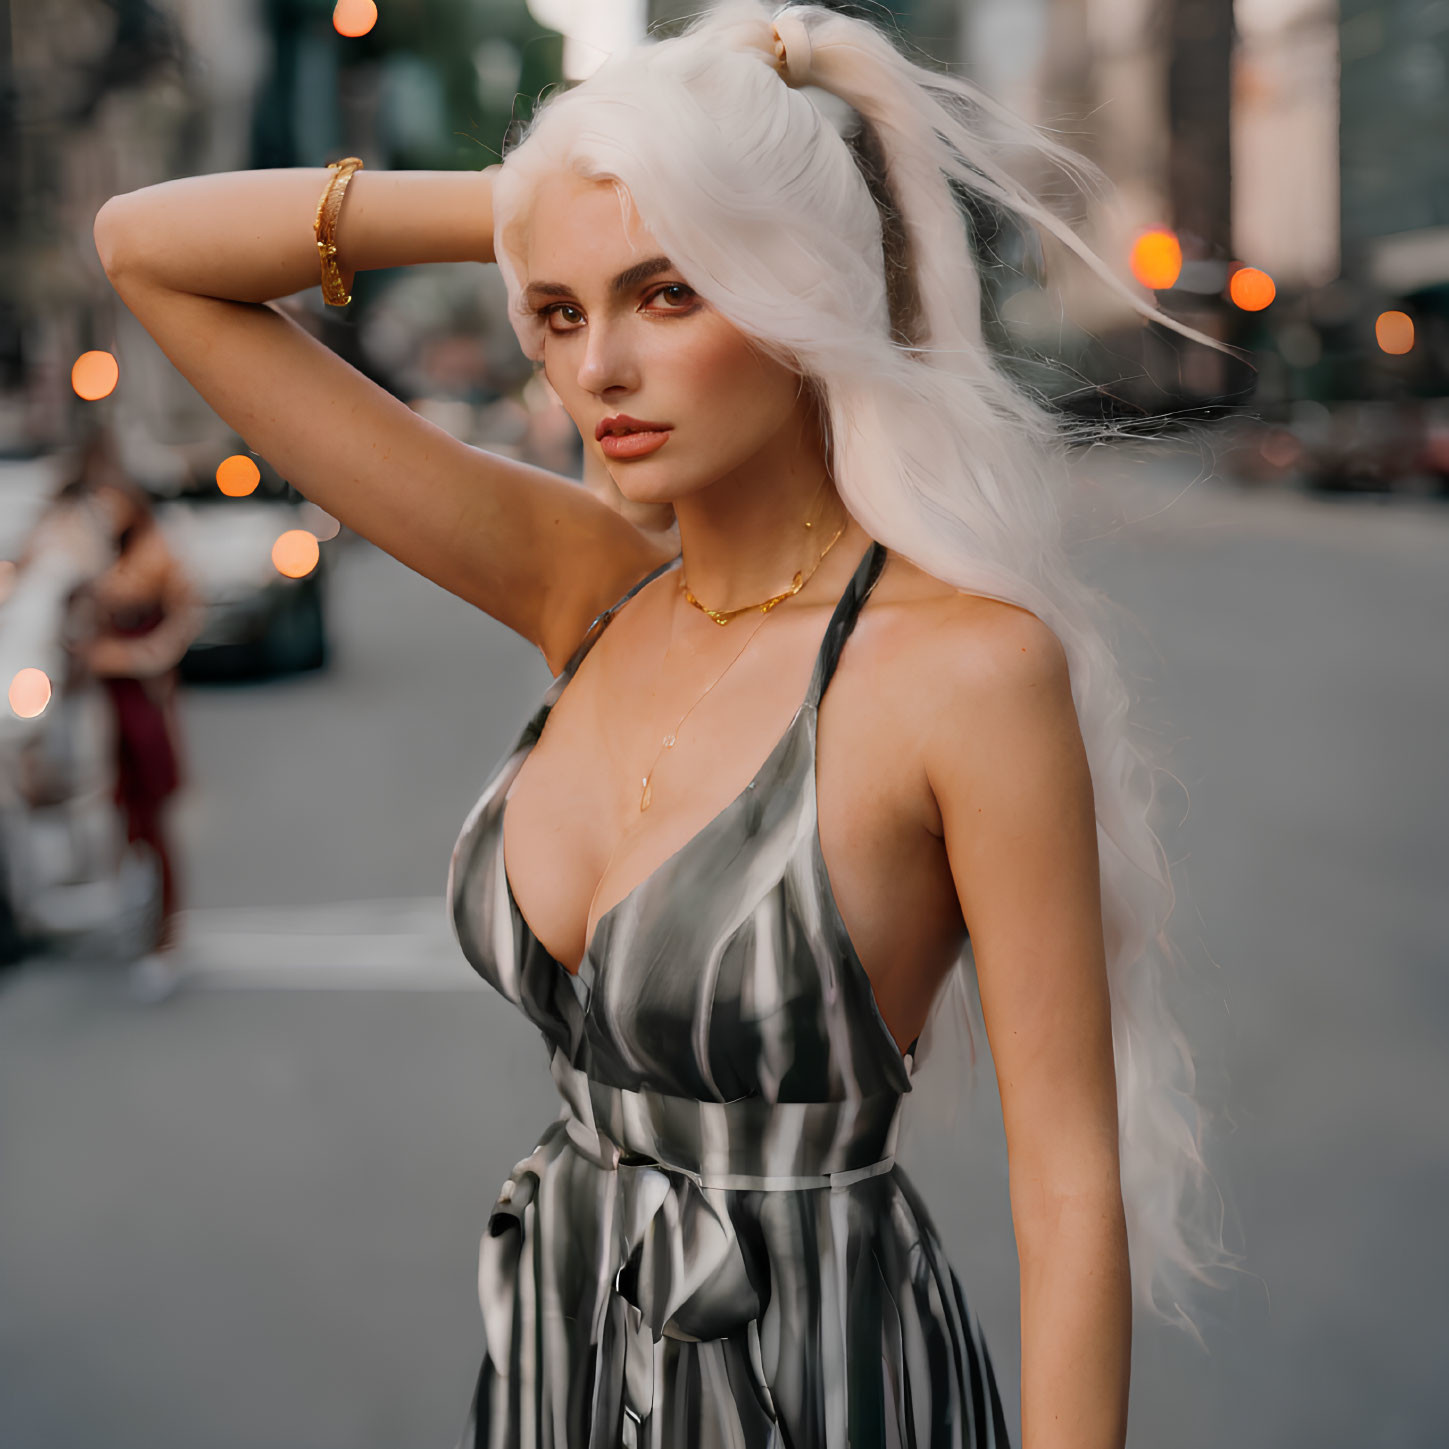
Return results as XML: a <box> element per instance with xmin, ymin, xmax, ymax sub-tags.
<box><xmin>521</xmin><ymin>255</ymin><xmax>678</xmax><ymax>307</ymax></box>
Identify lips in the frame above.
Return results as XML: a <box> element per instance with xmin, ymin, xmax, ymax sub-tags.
<box><xmin>600</xmin><ymin>430</ymin><xmax>671</xmax><ymax>460</ymax></box>
<box><xmin>595</xmin><ymin>413</ymin><xmax>672</xmax><ymax>441</ymax></box>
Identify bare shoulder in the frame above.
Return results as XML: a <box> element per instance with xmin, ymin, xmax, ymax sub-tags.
<box><xmin>859</xmin><ymin>552</ymin><xmax>1071</xmax><ymax>709</ymax></box>
<box><xmin>828</xmin><ymin>550</ymin><xmax>1080</xmax><ymax>838</ymax></box>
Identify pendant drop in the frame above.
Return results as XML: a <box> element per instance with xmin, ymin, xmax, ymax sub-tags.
<box><xmin>640</xmin><ymin>777</ymin><xmax>653</xmax><ymax>812</ymax></box>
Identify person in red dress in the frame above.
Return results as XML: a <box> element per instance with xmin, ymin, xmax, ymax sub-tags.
<box><xmin>77</xmin><ymin>433</ymin><xmax>203</xmax><ymax>995</ymax></box>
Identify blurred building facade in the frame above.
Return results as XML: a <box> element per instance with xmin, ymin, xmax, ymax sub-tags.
<box><xmin>1340</xmin><ymin>0</ymin><xmax>1449</xmax><ymax>295</ymax></box>
<box><xmin>973</xmin><ymin>0</ymin><xmax>1446</xmax><ymax>417</ymax></box>
<box><xmin>1</xmin><ymin>0</ymin><xmax>559</xmax><ymax>473</ymax></box>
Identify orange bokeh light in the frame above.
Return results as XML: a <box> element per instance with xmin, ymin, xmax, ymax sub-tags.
<box><xmin>333</xmin><ymin>0</ymin><xmax>378</xmax><ymax>37</ymax></box>
<box><xmin>9</xmin><ymin>667</ymin><xmax>52</xmax><ymax>720</ymax></box>
<box><xmin>1129</xmin><ymin>229</ymin><xmax>1183</xmax><ymax>290</ymax></box>
<box><xmin>216</xmin><ymin>454</ymin><xmax>262</xmax><ymax>497</ymax></box>
<box><xmin>1375</xmin><ymin>310</ymin><xmax>1415</xmax><ymax>355</ymax></box>
<box><xmin>1229</xmin><ymin>266</ymin><xmax>1276</xmax><ymax>311</ymax></box>
<box><xmin>273</xmin><ymin>529</ymin><xmax>320</xmax><ymax>579</ymax></box>
<box><xmin>71</xmin><ymin>350</ymin><xmax>119</xmax><ymax>400</ymax></box>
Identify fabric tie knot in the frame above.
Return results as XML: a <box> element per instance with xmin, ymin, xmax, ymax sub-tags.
<box><xmin>478</xmin><ymin>1052</ymin><xmax>906</xmax><ymax>1440</ymax></box>
<box><xmin>479</xmin><ymin>1125</ymin><xmax>763</xmax><ymax>1446</ymax></box>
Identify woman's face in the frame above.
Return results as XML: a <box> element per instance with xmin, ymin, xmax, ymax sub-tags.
<box><xmin>518</xmin><ymin>170</ymin><xmax>811</xmax><ymax>506</ymax></box>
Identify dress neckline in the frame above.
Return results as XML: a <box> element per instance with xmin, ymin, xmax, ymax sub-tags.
<box><xmin>501</xmin><ymin>539</ymin><xmax>892</xmax><ymax>1013</ymax></box>
<box><xmin>502</xmin><ymin>704</ymin><xmax>804</xmax><ymax>976</ymax></box>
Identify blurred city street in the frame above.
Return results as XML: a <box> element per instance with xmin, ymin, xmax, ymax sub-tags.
<box><xmin>2</xmin><ymin>444</ymin><xmax>1445</xmax><ymax>1449</ymax></box>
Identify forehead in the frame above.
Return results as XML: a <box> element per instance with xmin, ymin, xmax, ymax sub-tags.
<box><xmin>520</xmin><ymin>170</ymin><xmax>667</xmax><ymax>285</ymax></box>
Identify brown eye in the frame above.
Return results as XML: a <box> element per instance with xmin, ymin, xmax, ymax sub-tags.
<box><xmin>646</xmin><ymin>283</ymin><xmax>697</xmax><ymax>311</ymax></box>
<box><xmin>542</xmin><ymin>303</ymin><xmax>584</xmax><ymax>331</ymax></box>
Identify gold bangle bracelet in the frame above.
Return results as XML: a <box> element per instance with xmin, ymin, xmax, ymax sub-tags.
<box><xmin>313</xmin><ymin>157</ymin><xmax>364</xmax><ymax>306</ymax></box>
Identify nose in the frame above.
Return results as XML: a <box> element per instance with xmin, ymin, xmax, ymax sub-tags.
<box><xmin>573</xmin><ymin>316</ymin><xmax>641</xmax><ymax>398</ymax></box>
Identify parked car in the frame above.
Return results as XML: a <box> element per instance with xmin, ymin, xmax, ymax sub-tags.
<box><xmin>1219</xmin><ymin>400</ymin><xmax>1449</xmax><ymax>494</ymax></box>
<box><xmin>155</xmin><ymin>495</ymin><xmax>331</xmax><ymax>681</ymax></box>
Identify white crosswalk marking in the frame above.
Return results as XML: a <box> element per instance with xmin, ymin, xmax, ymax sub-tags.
<box><xmin>171</xmin><ymin>895</ymin><xmax>477</xmax><ymax>990</ymax></box>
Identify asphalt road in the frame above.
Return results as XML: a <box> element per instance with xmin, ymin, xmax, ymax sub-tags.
<box><xmin>2</xmin><ymin>442</ymin><xmax>1445</xmax><ymax>1449</ymax></box>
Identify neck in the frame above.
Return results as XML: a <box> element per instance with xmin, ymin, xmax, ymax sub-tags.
<box><xmin>672</xmin><ymin>426</ymin><xmax>853</xmax><ymax>614</ymax></box>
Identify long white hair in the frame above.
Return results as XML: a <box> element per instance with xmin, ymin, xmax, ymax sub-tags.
<box><xmin>490</xmin><ymin>0</ymin><xmax>1237</xmax><ymax>1338</ymax></box>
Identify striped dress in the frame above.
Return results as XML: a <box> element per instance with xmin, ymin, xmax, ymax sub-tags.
<box><xmin>448</xmin><ymin>539</ymin><xmax>1010</xmax><ymax>1448</ymax></box>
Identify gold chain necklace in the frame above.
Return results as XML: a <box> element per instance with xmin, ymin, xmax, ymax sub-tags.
<box><xmin>637</xmin><ymin>512</ymin><xmax>848</xmax><ymax>811</ymax></box>
<box><xmin>680</xmin><ymin>479</ymin><xmax>844</xmax><ymax>626</ymax></box>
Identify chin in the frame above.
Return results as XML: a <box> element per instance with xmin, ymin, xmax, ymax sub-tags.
<box><xmin>611</xmin><ymin>481</ymin><xmax>681</xmax><ymax>508</ymax></box>
<box><xmin>604</xmin><ymin>459</ymin><xmax>710</xmax><ymax>509</ymax></box>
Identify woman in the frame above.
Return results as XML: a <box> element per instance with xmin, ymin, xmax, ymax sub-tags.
<box><xmin>76</xmin><ymin>434</ymin><xmax>203</xmax><ymax>996</ymax></box>
<box><xmin>92</xmin><ymin>3</ymin><xmax>1233</xmax><ymax>1443</ymax></box>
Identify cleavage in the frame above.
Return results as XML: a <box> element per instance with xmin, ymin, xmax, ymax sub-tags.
<box><xmin>501</xmin><ymin>595</ymin><xmax>830</xmax><ymax>974</ymax></box>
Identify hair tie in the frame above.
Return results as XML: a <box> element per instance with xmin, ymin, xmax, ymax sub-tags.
<box><xmin>771</xmin><ymin>9</ymin><xmax>813</xmax><ymax>87</ymax></box>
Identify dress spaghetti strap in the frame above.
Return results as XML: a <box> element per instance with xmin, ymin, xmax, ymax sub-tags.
<box><xmin>557</xmin><ymin>552</ymin><xmax>681</xmax><ymax>680</ymax></box>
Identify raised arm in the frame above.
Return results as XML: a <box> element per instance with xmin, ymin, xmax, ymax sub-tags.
<box><xmin>92</xmin><ymin>167</ymin><xmax>671</xmax><ymax>673</ymax></box>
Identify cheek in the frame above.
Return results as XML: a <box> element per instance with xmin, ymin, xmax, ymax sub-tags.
<box><xmin>538</xmin><ymin>343</ymin><xmax>586</xmax><ymax>419</ymax></box>
<box><xmin>671</xmin><ymin>326</ymin><xmax>795</xmax><ymax>436</ymax></box>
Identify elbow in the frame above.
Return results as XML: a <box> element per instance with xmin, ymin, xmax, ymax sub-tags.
<box><xmin>1013</xmin><ymin>1185</ymin><xmax>1129</xmax><ymax>1282</ymax></box>
<box><xmin>93</xmin><ymin>194</ymin><xmax>137</xmax><ymax>280</ymax></box>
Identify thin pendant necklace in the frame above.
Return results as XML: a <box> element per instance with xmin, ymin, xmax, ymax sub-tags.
<box><xmin>637</xmin><ymin>506</ymin><xmax>849</xmax><ymax>812</ymax></box>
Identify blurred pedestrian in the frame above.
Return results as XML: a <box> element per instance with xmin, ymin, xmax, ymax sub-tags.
<box><xmin>73</xmin><ymin>430</ymin><xmax>203</xmax><ymax>998</ymax></box>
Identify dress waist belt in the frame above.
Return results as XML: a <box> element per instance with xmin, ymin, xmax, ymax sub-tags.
<box><xmin>480</xmin><ymin>1051</ymin><xmax>910</xmax><ymax>1361</ymax></box>
<box><xmin>547</xmin><ymin>1047</ymin><xmax>904</xmax><ymax>1192</ymax></box>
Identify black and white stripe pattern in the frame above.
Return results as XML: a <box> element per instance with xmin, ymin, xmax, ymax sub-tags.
<box><xmin>448</xmin><ymin>541</ymin><xmax>1009</xmax><ymax>1447</ymax></box>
